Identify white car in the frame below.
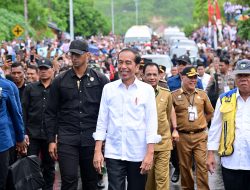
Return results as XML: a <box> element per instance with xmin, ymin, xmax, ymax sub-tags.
<box><xmin>170</xmin><ymin>44</ymin><xmax>199</xmax><ymax>58</ymax></box>
<box><xmin>142</xmin><ymin>54</ymin><xmax>173</xmax><ymax>76</ymax></box>
<box><xmin>124</xmin><ymin>25</ymin><xmax>152</xmax><ymax>44</ymax></box>
<box><xmin>172</xmin><ymin>39</ymin><xmax>196</xmax><ymax>47</ymax></box>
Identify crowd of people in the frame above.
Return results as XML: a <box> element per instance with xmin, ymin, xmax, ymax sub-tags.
<box><xmin>0</xmin><ymin>23</ymin><xmax>250</xmax><ymax>190</ymax></box>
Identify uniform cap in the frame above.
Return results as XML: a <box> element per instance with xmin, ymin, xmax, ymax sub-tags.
<box><xmin>159</xmin><ymin>65</ymin><xmax>166</xmax><ymax>73</ymax></box>
<box><xmin>181</xmin><ymin>66</ymin><xmax>198</xmax><ymax>77</ymax></box>
<box><xmin>233</xmin><ymin>59</ymin><xmax>250</xmax><ymax>75</ymax></box>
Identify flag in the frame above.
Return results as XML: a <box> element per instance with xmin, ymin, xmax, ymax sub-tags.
<box><xmin>208</xmin><ymin>0</ymin><xmax>214</xmax><ymax>42</ymax></box>
<box><xmin>215</xmin><ymin>0</ymin><xmax>223</xmax><ymax>42</ymax></box>
<box><xmin>208</xmin><ymin>0</ymin><xmax>214</xmax><ymax>24</ymax></box>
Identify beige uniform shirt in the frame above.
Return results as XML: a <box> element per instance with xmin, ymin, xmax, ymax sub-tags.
<box><xmin>155</xmin><ymin>86</ymin><xmax>173</xmax><ymax>151</ymax></box>
<box><xmin>172</xmin><ymin>88</ymin><xmax>214</xmax><ymax>132</ymax></box>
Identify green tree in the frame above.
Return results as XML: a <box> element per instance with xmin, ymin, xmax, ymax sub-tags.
<box><xmin>0</xmin><ymin>8</ymin><xmax>35</xmax><ymax>41</ymax></box>
<box><xmin>94</xmin><ymin>0</ymin><xmax>195</xmax><ymax>34</ymax></box>
<box><xmin>237</xmin><ymin>10</ymin><xmax>250</xmax><ymax>40</ymax></box>
<box><xmin>0</xmin><ymin>0</ymin><xmax>111</xmax><ymax>40</ymax></box>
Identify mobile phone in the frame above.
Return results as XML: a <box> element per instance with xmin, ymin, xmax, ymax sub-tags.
<box><xmin>6</xmin><ymin>54</ymin><xmax>12</xmax><ymax>61</ymax></box>
<box><xmin>47</xmin><ymin>44</ymin><xmax>51</xmax><ymax>50</ymax></box>
<box><xmin>30</xmin><ymin>55</ymin><xmax>34</xmax><ymax>61</ymax></box>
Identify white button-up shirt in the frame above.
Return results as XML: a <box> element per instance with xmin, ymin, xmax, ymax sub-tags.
<box><xmin>93</xmin><ymin>78</ymin><xmax>159</xmax><ymax>162</ymax></box>
<box><xmin>199</xmin><ymin>73</ymin><xmax>211</xmax><ymax>90</ymax></box>
<box><xmin>208</xmin><ymin>89</ymin><xmax>250</xmax><ymax>170</ymax></box>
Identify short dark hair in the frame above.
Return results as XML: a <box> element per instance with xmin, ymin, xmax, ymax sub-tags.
<box><xmin>27</xmin><ymin>65</ymin><xmax>38</xmax><ymax>73</ymax></box>
<box><xmin>143</xmin><ymin>62</ymin><xmax>160</xmax><ymax>74</ymax></box>
<box><xmin>220</xmin><ymin>56</ymin><xmax>229</xmax><ymax>65</ymax></box>
<box><xmin>11</xmin><ymin>62</ymin><xmax>24</xmax><ymax>70</ymax></box>
<box><xmin>196</xmin><ymin>63</ymin><xmax>205</xmax><ymax>69</ymax></box>
<box><xmin>118</xmin><ymin>48</ymin><xmax>141</xmax><ymax>64</ymax></box>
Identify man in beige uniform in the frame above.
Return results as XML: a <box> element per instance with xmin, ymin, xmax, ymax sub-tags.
<box><xmin>172</xmin><ymin>66</ymin><xmax>214</xmax><ymax>190</ymax></box>
<box><xmin>143</xmin><ymin>62</ymin><xmax>179</xmax><ymax>190</ymax></box>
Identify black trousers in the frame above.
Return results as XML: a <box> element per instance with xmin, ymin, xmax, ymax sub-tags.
<box><xmin>27</xmin><ymin>138</ymin><xmax>55</xmax><ymax>190</ymax></box>
<box><xmin>106</xmin><ymin>158</ymin><xmax>146</xmax><ymax>190</ymax></box>
<box><xmin>0</xmin><ymin>149</ymin><xmax>9</xmax><ymax>190</ymax></box>
<box><xmin>58</xmin><ymin>143</ymin><xmax>98</xmax><ymax>190</ymax></box>
<box><xmin>171</xmin><ymin>145</ymin><xmax>179</xmax><ymax>172</ymax></box>
<box><xmin>8</xmin><ymin>146</ymin><xmax>17</xmax><ymax>165</ymax></box>
<box><xmin>222</xmin><ymin>166</ymin><xmax>250</xmax><ymax>190</ymax></box>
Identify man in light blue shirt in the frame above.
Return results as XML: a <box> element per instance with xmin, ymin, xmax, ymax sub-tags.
<box><xmin>93</xmin><ymin>48</ymin><xmax>160</xmax><ymax>190</ymax></box>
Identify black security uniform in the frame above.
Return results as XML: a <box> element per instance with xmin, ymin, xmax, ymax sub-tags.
<box><xmin>22</xmin><ymin>81</ymin><xmax>55</xmax><ymax>190</ymax></box>
<box><xmin>45</xmin><ymin>67</ymin><xmax>109</xmax><ymax>190</ymax></box>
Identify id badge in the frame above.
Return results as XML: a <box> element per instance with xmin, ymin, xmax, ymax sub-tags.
<box><xmin>189</xmin><ymin>112</ymin><xmax>195</xmax><ymax>121</ymax></box>
<box><xmin>188</xmin><ymin>106</ymin><xmax>198</xmax><ymax>121</ymax></box>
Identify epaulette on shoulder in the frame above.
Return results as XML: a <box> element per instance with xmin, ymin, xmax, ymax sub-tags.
<box><xmin>196</xmin><ymin>88</ymin><xmax>206</xmax><ymax>92</ymax></box>
<box><xmin>171</xmin><ymin>88</ymin><xmax>181</xmax><ymax>94</ymax></box>
<box><xmin>159</xmin><ymin>86</ymin><xmax>170</xmax><ymax>92</ymax></box>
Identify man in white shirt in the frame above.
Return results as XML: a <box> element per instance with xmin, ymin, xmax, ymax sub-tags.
<box><xmin>196</xmin><ymin>63</ymin><xmax>211</xmax><ymax>90</ymax></box>
<box><xmin>207</xmin><ymin>59</ymin><xmax>250</xmax><ymax>190</ymax></box>
<box><xmin>93</xmin><ymin>48</ymin><xmax>159</xmax><ymax>190</ymax></box>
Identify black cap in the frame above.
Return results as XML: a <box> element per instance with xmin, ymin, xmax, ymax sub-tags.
<box><xmin>159</xmin><ymin>65</ymin><xmax>166</xmax><ymax>73</ymax></box>
<box><xmin>176</xmin><ymin>55</ymin><xmax>191</xmax><ymax>65</ymax></box>
<box><xmin>69</xmin><ymin>40</ymin><xmax>89</xmax><ymax>55</ymax></box>
<box><xmin>38</xmin><ymin>58</ymin><xmax>53</xmax><ymax>69</ymax></box>
<box><xmin>233</xmin><ymin>59</ymin><xmax>250</xmax><ymax>75</ymax></box>
<box><xmin>181</xmin><ymin>66</ymin><xmax>198</xmax><ymax>77</ymax></box>
<box><xmin>142</xmin><ymin>58</ymin><xmax>152</xmax><ymax>64</ymax></box>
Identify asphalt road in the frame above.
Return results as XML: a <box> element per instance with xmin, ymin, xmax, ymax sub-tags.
<box><xmin>53</xmin><ymin>152</ymin><xmax>224</xmax><ymax>190</ymax></box>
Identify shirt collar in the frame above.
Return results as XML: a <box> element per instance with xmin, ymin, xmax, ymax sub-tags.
<box><xmin>69</xmin><ymin>67</ymin><xmax>91</xmax><ymax>79</ymax></box>
<box><xmin>236</xmin><ymin>88</ymin><xmax>240</xmax><ymax>99</ymax></box>
<box><xmin>118</xmin><ymin>76</ymin><xmax>139</xmax><ymax>88</ymax></box>
<box><xmin>155</xmin><ymin>85</ymin><xmax>160</xmax><ymax>97</ymax></box>
<box><xmin>180</xmin><ymin>87</ymin><xmax>198</xmax><ymax>95</ymax></box>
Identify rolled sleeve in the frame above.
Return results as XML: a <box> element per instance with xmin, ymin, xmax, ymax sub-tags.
<box><xmin>94</xmin><ymin>85</ymin><xmax>109</xmax><ymax>141</ymax></box>
<box><xmin>92</xmin><ymin>131</ymin><xmax>107</xmax><ymax>141</ymax></box>
<box><xmin>208</xmin><ymin>99</ymin><xmax>222</xmax><ymax>151</ymax></box>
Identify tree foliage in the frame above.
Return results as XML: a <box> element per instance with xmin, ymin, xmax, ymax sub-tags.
<box><xmin>0</xmin><ymin>0</ymin><xmax>111</xmax><ymax>40</ymax></box>
<box><xmin>237</xmin><ymin>10</ymin><xmax>250</xmax><ymax>40</ymax></box>
<box><xmin>0</xmin><ymin>8</ymin><xmax>36</xmax><ymax>41</ymax></box>
<box><xmin>93</xmin><ymin>0</ymin><xmax>195</xmax><ymax>35</ymax></box>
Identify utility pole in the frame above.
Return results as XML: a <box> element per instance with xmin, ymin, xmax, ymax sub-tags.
<box><xmin>111</xmin><ymin>0</ymin><xmax>115</xmax><ymax>34</ymax></box>
<box><xmin>134</xmin><ymin>0</ymin><xmax>139</xmax><ymax>25</ymax></box>
<box><xmin>69</xmin><ymin>0</ymin><xmax>74</xmax><ymax>40</ymax></box>
<box><xmin>24</xmin><ymin>0</ymin><xmax>28</xmax><ymax>23</ymax></box>
<box><xmin>24</xmin><ymin>0</ymin><xmax>28</xmax><ymax>36</ymax></box>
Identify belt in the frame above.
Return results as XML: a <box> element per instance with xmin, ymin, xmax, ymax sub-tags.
<box><xmin>178</xmin><ymin>128</ymin><xmax>206</xmax><ymax>134</ymax></box>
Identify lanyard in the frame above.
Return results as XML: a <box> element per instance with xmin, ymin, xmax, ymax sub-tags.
<box><xmin>184</xmin><ymin>93</ymin><xmax>195</xmax><ymax>107</ymax></box>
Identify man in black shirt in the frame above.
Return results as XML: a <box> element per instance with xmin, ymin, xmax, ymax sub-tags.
<box><xmin>22</xmin><ymin>58</ymin><xmax>55</xmax><ymax>190</ymax></box>
<box><xmin>10</xmin><ymin>62</ymin><xmax>26</xmax><ymax>100</ymax></box>
<box><xmin>45</xmin><ymin>40</ymin><xmax>109</xmax><ymax>190</ymax></box>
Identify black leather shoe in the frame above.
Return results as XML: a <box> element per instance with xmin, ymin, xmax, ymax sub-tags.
<box><xmin>171</xmin><ymin>169</ymin><xmax>180</xmax><ymax>183</ymax></box>
<box><xmin>97</xmin><ymin>180</ymin><xmax>105</xmax><ymax>189</ymax></box>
